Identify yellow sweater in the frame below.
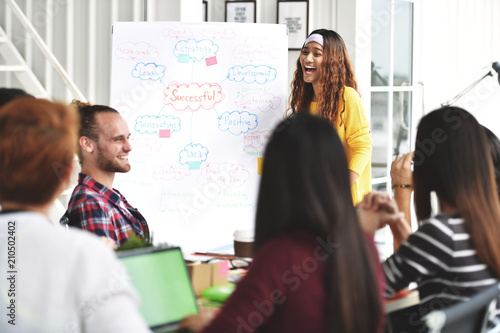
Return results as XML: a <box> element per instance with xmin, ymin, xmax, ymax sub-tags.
<box><xmin>310</xmin><ymin>87</ymin><xmax>372</xmax><ymax>205</ymax></box>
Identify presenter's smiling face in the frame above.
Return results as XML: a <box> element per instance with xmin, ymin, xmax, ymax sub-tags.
<box><xmin>300</xmin><ymin>41</ymin><xmax>324</xmax><ymax>86</ymax></box>
<box><xmin>94</xmin><ymin>113</ymin><xmax>132</xmax><ymax>173</ymax></box>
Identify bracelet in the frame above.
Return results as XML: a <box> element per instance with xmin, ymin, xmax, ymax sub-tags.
<box><xmin>392</xmin><ymin>184</ymin><xmax>413</xmax><ymax>189</ymax></box>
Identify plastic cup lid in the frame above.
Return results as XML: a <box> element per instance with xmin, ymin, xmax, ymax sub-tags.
<box><xmin>233</xmin><ymin>229</ymin><xmax>254</xmax><ymax>242</ymax></box>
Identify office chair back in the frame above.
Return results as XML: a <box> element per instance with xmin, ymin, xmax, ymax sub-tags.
<box><xmin>424</xmin><ymin>283</ymin><xmax>500</xmax><ymax>333</ymax></box>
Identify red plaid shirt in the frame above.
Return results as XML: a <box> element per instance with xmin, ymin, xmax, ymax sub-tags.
<box><xmin>61</xmin><ymin>173</ymin><xmax>149</xmax><ymax>246</ymax></box>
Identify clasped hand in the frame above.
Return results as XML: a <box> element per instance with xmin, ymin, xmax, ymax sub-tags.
<box><xmin>357</xmin><ymin>191</ymin><xmax>406</xmax><ymax>235</ymax></box>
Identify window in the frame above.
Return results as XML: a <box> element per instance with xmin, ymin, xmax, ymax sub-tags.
<box><xmin>371</xmin><ymin>0</ymin><xmax>415</xmax><ymax>191</ymax></box>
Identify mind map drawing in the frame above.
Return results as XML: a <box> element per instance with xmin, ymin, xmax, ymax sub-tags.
<box><xmin>110</xmin><ymin>22</ymin><xmax>288</xmax><ymax>251</ymax></box>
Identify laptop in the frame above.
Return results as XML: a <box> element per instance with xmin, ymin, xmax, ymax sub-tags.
<box><xmin>117</xmin><ymin>246</ymin><xmax>199</xmax><ymax>333</ymax></box>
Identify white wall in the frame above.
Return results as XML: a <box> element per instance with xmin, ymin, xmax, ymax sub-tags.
<box><xmin>0</xmin><ymin>0</ymin><xmax>146</xmax><ymax>104</ymax></box>
<box><xmin>418</xmin><ymin>0</ymin><xmax>500</xmax><ymax>134</ymax></box>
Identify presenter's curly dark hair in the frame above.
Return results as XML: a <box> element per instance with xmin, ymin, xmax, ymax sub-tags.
<box><xmin>288</xmin><ymin>29</ymin><xmax>358</xmax><ymax>126</ymax></box>
<box><xmin>254</xmin><ymin>113</ymin><xmax>381</xmax><ymax>333</ymax></box>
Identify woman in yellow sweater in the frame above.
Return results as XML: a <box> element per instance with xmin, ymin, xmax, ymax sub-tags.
<box><xmin>288</xmin><ymin>29</ymin><xmax>372</xmax><ymax>205</ymax></box>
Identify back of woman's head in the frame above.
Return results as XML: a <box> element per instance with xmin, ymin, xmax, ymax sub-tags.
<box><xmin>414</xmin><ymin>107</ymin><xmax>496</xmax><ymax>218</ymax></box>
<box><xmin>0</xmin><ymin>98</ymin><xmax>79</xmax><ymax>205</ymax></box>
<box><xmin>255</xmin><ymin>113</ymin><xmax>381</xmax><ymax>332</ymax></box>
<box><xmin>482</xmin><ymin>125</ymin><xmax>500</xmax><ymax>197</ymax></box>
<box><xmin>255</xmin><ymin>113</ymin><xmax>353</xmax><ymax>246</ymax></box>
<box><xmin>414</xmin><ymin>106</ymin><xmax>500</xmax><ymax>275</ymax></box>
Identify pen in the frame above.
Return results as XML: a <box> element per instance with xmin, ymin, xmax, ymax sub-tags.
<box><xmin>192</xmin><ymin>252</ymin><xmax>236</xmax><ymax>259</ymax></box>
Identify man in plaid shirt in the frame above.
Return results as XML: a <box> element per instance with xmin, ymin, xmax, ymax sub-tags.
<box><xmin>61</xmin><ymin>102</ymin><xmax>149</xmax><ymax>248</ymax></box>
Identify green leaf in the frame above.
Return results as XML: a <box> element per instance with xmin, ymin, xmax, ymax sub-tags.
<box><xmin>116</xmin><ymin>231</ymin><xmax>154</xmax><ymax>252</ymax></box>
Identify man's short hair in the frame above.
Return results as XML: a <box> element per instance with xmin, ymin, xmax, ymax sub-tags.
<box><xmin>0</xmin><ymin>98</ymin><xmax>79</xmax><ymax>205</ymax></box>
<box><xmin>71</xmin><ymin>100</ymin><xmax>119</xmax><ymax>164</ymax></box>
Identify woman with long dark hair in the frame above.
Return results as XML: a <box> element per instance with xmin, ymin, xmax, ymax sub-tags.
<box><xmin>288</xmin><ymin>29</ymin><xmax>372</xmax><ymax>204</ymax></box>
<box><xmin>361</xmin><ymin>106</ymin><xmax>500</xmax><ymax>328</ymax></box>
<box><xmin>178</xmin><ymin>113</ymin><xmax>384</xmax><ymax>332</ymax></box>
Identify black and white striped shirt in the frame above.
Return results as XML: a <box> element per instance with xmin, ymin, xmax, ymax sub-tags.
<box><xmin>383</xmin><ymin>213</ymin><xmax>499</xmax><ymax>316</ymax></box>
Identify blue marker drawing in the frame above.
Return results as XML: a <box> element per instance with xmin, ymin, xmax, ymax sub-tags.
<box><xmin>227</xmin><ymin>65</ymin><xmax>277</xmax><ymax>84</ymax></box>
<box><xmin>157</xmin><ymin>104</ymin><xmax>166</xmax><ymax>117</ymax></box>
<box><xmin>218</xmin><ymin>111</ymin><xmax>258</xmax><ymax>135</ymax></box>
<box><xmin>190</xmin><ymin>112</ymin><xmax>194</xmax><ymax>143</ymax></box>
<box><xmin>179</xmin><ymin>143</ymin><xmax>209</xmax><ymax>166</ymax></box>
<box><xmin>213</xmin><ymin>107</ymin><xmax>220</xmax><ymax>117</ymax></box>
<box><xmin>134</xmin><ymin>115</ymin><xmax>181</xmax><ymax>135</ymax></box>
<box><xmin>131</xmin><ymin>62</ymin><xmax>166</xmax><ymax>81</ymax></box>
<box><xmin>173</xmin><ymin>39</ymin><xmax>219</xmax><ymax>62</ymax></box>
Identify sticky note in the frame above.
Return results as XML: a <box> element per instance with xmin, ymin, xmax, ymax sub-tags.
<box><xmin>178</xmin><ymin>54</ymin><xmax>190</xmax><ymax>63</ymax></box>
<box><xmin>159</xmin><ymin>129</ymin><xmax>171</xmax><ymax>138</ymax></box>
<box><xmin>205</xmin><ymin>56</ymin><xmax>218</xmax><ymax>66</ymax></box>
<box><xmin>219</xmin><ymin>260</ymin><xmax>230</xmax><ymax>276</ymax></box>
<box><xmin>257</xmin><ymin>157</ymin><xmax>264</xmax><ymax>175</ymax></box>
<box><xmin>188</xmin><ymin>161</ymin><xmax>201</xmax><ymax>170</ymax></box>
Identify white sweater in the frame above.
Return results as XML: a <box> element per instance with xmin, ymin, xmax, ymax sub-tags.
<box><xmin>0</xmin><ymin>211</ymin><xmax>151</xmax><ymax>333</ymax></box>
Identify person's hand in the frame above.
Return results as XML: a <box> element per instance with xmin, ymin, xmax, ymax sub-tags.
<box><xmin>391</xmin><ymin>152</ymin><xmax>414</xmax><ymax>188</ymax></box>
<box><xmin>360</xmin><ymin>191</ymin><xmax>396</xmax><ymax>213</ymax></box>
<box><xmin>177</xmin><ymin>307</ymin><xmax>220</xmax><ymax>332</ymax></box>
<box><xmin>390</xmin><ymin>152</ymin><xmax>414</xmax><ymax>225</ymax></box>
<box><xmin>176</xmin><ymin>315</ymin><xmax>204</xmax><ymax>333</ymax></box>
<box><xmin>100</xmin><ymin>236</ymin><xmax>117</xmax><ymax>250</ymax></box>
<box><xmin>357</xmin><ymin>192</ymin><xmax>405</xmax><ymax>234</ymax></box>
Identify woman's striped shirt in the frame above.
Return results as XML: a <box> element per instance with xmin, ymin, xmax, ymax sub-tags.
<box><xmin>383</xmin><ymin>213</ymin><xmax>499</xmax><ymax>317</ymax></box>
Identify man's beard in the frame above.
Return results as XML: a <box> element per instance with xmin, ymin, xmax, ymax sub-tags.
<box><xmin>96</xmin><ymin>145</ymin><xmax>131</xmax><ymax>173</ymax></box>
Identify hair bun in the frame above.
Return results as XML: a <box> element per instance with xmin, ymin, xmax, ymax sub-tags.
<box><xmin>71</xmin><ymin>99</ymin><xmax>92</xmax><ymax>109</ymax></box>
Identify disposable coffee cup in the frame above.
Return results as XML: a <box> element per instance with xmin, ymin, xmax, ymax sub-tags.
<box><xmin>233</xmin><ymin>229</ymin><xmax>254</xmax><ymax>258</ymax></box>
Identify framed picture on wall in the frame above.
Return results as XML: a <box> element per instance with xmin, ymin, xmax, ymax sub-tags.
<box><xmin>277</xmin><ymin>0</ymin><xmax>309</xmax><ymax>50</ymax></box>
<box><xmin>225</xmin><ymin>1</ymin><xmax>256</xmax><ymax>23</ymax></box>
<box><xmin>203</xmin><ymin>1</ymin><xmax>208</xmax><ymax>21</ymax></box>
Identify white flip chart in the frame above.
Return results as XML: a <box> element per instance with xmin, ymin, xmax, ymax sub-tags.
<box><xmin>110</xmin><ymin>22</ymin><xmax>288</xmax><ymax>252</ymax></box>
